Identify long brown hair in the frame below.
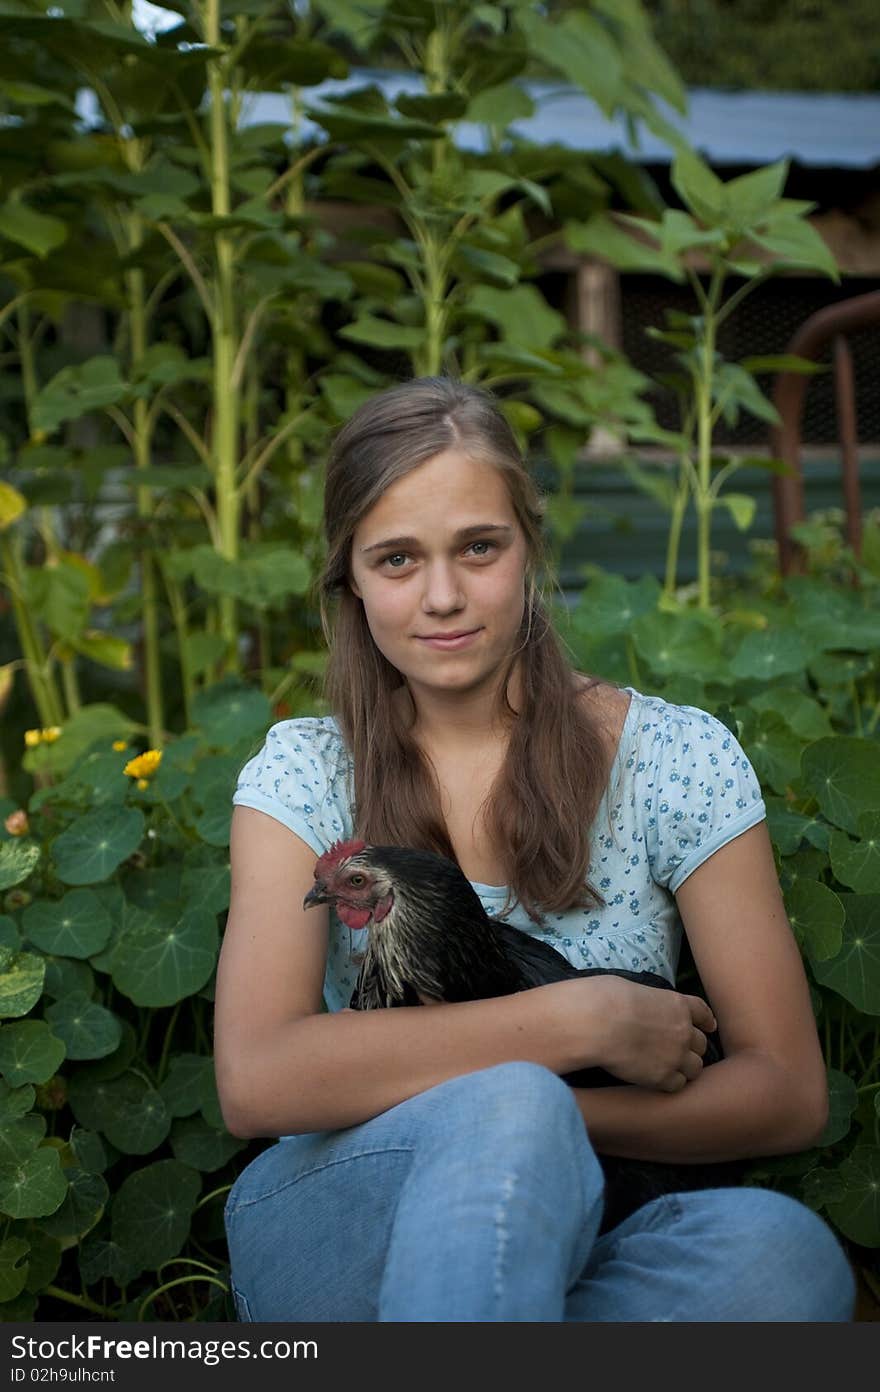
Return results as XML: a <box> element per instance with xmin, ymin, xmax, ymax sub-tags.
<box><xmin>314</xmin><ymin>377</ymin><xmax>615</xmax><ymax>927</ymax></box>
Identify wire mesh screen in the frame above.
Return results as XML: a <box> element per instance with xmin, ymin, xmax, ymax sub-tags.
<box><xmin>620</xmin><ymin>274</ymin><xmax>880</xmax><ymax>447</ymax></box>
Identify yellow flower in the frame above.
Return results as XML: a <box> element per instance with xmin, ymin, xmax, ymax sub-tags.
<box><xmin>123</xmin><ymin>749</ymin><xmax>162</xmax><ymax>781</ymax></box>
<box><xmin>24</xmin><ymin>729</ymin><xmax>42</xmax><ymax>747</ymax></box>
<box><xmin>112</xmin><ymin>740</ymin><xmax>128</xmax><ymax>752</ymax></box>
<box><xmin>42</xmin><ymin>727</ymin><xmax>61</xmax><ymax>743</ymax></box>
<box><xmin>4</xmin><ymin>809</ymin><xmax>28</xmax><ymax>836</ymax></box>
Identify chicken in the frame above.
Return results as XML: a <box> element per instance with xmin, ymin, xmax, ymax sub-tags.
<box><xmin>303</xmin><ymin>836</ymin><xmax>745</xmax><ymax>1233</ymax></box>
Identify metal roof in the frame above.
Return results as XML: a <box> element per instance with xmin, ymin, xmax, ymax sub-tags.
<box><xmin>244</xmin><ymin>69</ymin><xmax>880</xmax><ymax>171</ymax></box>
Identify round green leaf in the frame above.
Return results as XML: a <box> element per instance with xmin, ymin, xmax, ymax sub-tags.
<box><xmin>0</xmin><ymin>1115</ymin><xmax>45</xmax><ymax>1166</ymax></box>
<box><xmin>170</xmin><ymin>1115</ymin><xmax>244</xmax><ymax>1172</ymax></box>
<box><xmin>824</xmin><ymin>1145</ymin><xmax>880</xmax><ymax>1247</ymax></box>
<box><xmin>808</xmin><ymin>652</ymin><xmax>873</xmax><ymax>688</ymax></box>
<box><xmin>730</xmin><ymin>628</ymin><xmax>812</xmax><ymax>681</ymax></box>
<box><xmin>39</xmin><ymin>1167</ymin><xmax>108</xmax><ymax>1241</ymax></box>
<box><xmin>829</xmin><ymin>815</ymin><xmax>880</xmax><ymax>894</ymax></box>
<box><xmin>159</xmin><ymin>1053</ymin><xmax>215</xmax><ymax>1119</ymax></box>
<box><xmin>0</xmin><ymin>1081</ymin><xmax>35</xmax><ymax>1122</ymax></box>
<box><xmin>570</xmin><ymin>573</ymin><xmax>661</xmax><ymax>642</ymax></box>
<box><xmin>802</xmin><ymin>738</ymin><xmax>880</xmax><ymax>834</ymax></box>
<box><xmin>67</xmin><ymin>1070</ymin><xmax>169</xmax><ymax>1155</ymax></box>
<box><xmin>0</xmin><ymin>915</ymin><xmax>21</xmax><ymax>951</ymax></box>
<box><xmin>51</xmin><ymin>806</ymin><xmax>145</xmax><ymax>885</ymax></box>
<box><xmin>0</xmin><ymin>1237</ymin><xmax>29</xmax><ymax>1303</ymax></box>
<box><xmin>44</xmin><ymin>993</ymin><xmax>122</xmax><ymax>1061</ymax></box>
<box><xmin>78</xmin><ymin>1232</ymin><xmax>141</xmax><ymax>1289</ymax></box>
<box><xmin>785</xmin><ymin>880</ymin><xmax>844</xmax><ymax>963</ymax></box>
<box><xmin>0</xmin><ymin>947</ymin><xmax>45</xmax><ymax>1019</ymax></box>
<box><xmin>189</xmin><ymin>678</ymin><xmax>271</xmax><ymax>747</ymax></box>
<box><xmin>111</xmin><ymin>1160</ymin><xmax>201</xmax><ymax>1276</ymax></box>
<box><xmin>22</xmin><ymin>1228</ymin><xmax>62</xmax><ymax>1294</ymax></box>
<box><xmin>111</xmin><ymin>907</ymin><xmax>218</xmax><ymax>1007</ymax></box>
<box><xmin>811</xmin><ymin>894</ymin><xmax>880</xmax><ymax>1014</ymax></box>
<box><xmin>0</xmin><ymin>841</ymin><xmax>40</xmax><ymax>893</ymax></box>
<box><xmin>22</xmin><ymin>888</ymin><xmax>114</xmax><ymax>958</ymax></box>
<box><xmin>817</xmin><ymin>1069</ymin><xmax>859</xmax><ymax>1148</ymax></box>
<box><xmin>42</xmin><ymin>956</ymin><xmax>95</xmax><ymax>1000</ymax></box>
<box><xmin>69</xmin><ymin>1128</ymin><xmax>107</xmax><ymax>1176</ymax></box>
<box><xmin>0</xmin><ymin>1021</ymin><xmax>66</xmax><ymax>1086</ymax></box>
<box><xmin>631</xmin><ymin>610</ymin><xmax>724</xmax><ymax>679</ymax></box>
<box><xmin>745</xmin><ymin>713</ymin><xmax>803</xmax><ymax>796</ymax></box>
<box><xmin>0</xmin><ymin>1146</ymin><xmax>67</xmax><ymax>1219</ymax></box>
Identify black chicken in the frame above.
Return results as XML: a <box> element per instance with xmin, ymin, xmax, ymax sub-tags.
<box><xmin>303</xmin><ymin>837</ymin><xmax>745</xmax><ymax>1233</ymax></box>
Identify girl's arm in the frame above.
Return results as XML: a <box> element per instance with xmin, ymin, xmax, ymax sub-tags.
<box><xmin>571</xmin><ymin>821</ymin><xmax>829</xmax><ymax>1162</ymax></box>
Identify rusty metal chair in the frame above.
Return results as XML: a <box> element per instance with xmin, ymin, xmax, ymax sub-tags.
<box><xmin>770</xmin><ymin>288</ymin><xmax>880</xmax><ymax>575</ymax></box>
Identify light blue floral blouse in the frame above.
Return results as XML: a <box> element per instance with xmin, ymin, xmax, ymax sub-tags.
<box><xmin>232</xmin><ymin>686</ymin><xmax>766</xmax><ymax>1011</ymax></box>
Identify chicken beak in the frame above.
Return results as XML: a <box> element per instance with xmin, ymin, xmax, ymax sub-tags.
<box><xmin>303</xmin><ymin>883</ymin><xmax>329</xmax><ymax>910</ymax></box>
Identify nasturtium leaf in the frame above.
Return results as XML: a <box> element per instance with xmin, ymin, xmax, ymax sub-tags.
<box><xmin>189</xmin><ymin>678</ymin><xmax>272</xmax><ymax>748</ymax></box>
<box><xmin>44</xmin><ymin>993</ymin><xmax>122</xmax><ymax>1061</ymax></box>
<box><xmin>802</xmin><ymin>738</ymin><xmax>880</xmax><ymax>835</ymax></box>
<box><xmin>22</xmin><ymin>1227</ymin><xmax>62</xmax><ymax>1294</ymax></box>
<box><xmin>111</xmin><ymin>1160</ymin><xmax>201</xmax><ymax>1275</ymax></box>
<box><xmin>0</xmin><ymin>1115</ymin><xmax>45</xmax><ymax>1166</ymax></box>
<box><xmin>765</xmin><ymin>797</ymin><xmax>817</xmax><ymax>856</ymax></box>
<box><xmin>0</xmin><ymin>947</ymin><xmax>45</xmax><ymax>1019</ymax></box>
<box><xmin>110</xmin><ymin>907</ymin><xmax>218</xmax><ymax>1007</ymax></box>
<box><xmin>67</xmin><ymin>1019</ymin><xmax>136</xmax><ymax>1086</ymax></box>
<box><xmin>67</xmin><ymin>1070</ymin><xmax>169</xmax><ymax>1155</ymax></box>
<box><xmin>810</xmin><ymin>894</ymin><xmax>880</xmax><ymax>1014</ymax></box>
<box><xmin>785</xmin><ymin>578</ymin><xmax>880</xmax><ymax>654</ymax></box>
<box><xmin>0</xmin><ymin>916</ymin><xmax>20</xmax><ymax>950</ymax></box>
<box><xmin>741</xmin><ymin>712</ymin><xmax>802</xmax><ymax>796</ymax></box>
<box><xmin>829</xmin><ymin>816</ymin><xmax>880</xmax><ymax>894</ymax></box>
<box><xmin>801</xmin><ymin>1165</ymin><xmax>847</xmax><ymax>1212</ymax></box>
<box><xmin>0</xmin><ymin>840</ymin><xmax>40</xmax><ymax>893</ymax></box>
<box><xmin>159</xmin><ymin>1053</ymin><xmax>214</xmax><ymax>1119</ymax></box>
<box><xmin>180</xmin><ymin>862</ymin><xmax>230</xmax><ymax>916</ymax></box>
<box><xmin>78</xmin><ymin>1232</ymin><xmax>141</xmax><ymax>1289</ymax></box>
<box><xmin>22</xmin><ymin>888</ymin><xmax>113</xmax><ymax>958</ymax></box>
<box><xmin>69</xmin><ymin>1128</ymin><xmax>107</xmax><ymax>1176</ymax></box>
<box><xmin>0</xmin><ymin>1081</ymin><xmax>35</xmax><ymax>1123</ymax></box>
<box><xmin>0</xmin><ymin>1021</ymin><xmax>66</xmax><ymax>1086</ymax></box>
<box><xmin>785</xmin><ymin>880</ymin><xmax>844</xmax><ymax>963</ymax></box>
<box><xmin>809</xmin><ymin>652</ymin><xmax>873</xmax><ymax>688</ymax></box>
<box><xmin>170</xmin><ymin>1115</ymin><xmax>244</xmax><ymax>1172</ymax></box>
<box><xmin>0</xmin><ymin>1237</ymin><xmax>29</xmax><ymax>1303</ymax></box>
<box><xmin>730</xmin><ymin>629</ymin><xmax>812</xmax><ymax>681</ymax></box>
<box><xmin>824</xmin><ymin>1146</ymin><xmax>880</xmax><ymax>1247</ymax></box>
<box><xmin>38</xmin><ymin>1168</ymin><xmax>107</xmax><ymax>1241</ymax></box>
<box><xmin>42</xmin><ymin>957</ymin><xmax>95</xmax><ymax>1001</ymax></box>
<box><xmin>818</xmin><ymin>1069</ymin><xmax>859</xmax><ymax>1148</ymax></box>
<box><xmin>630</xmin><ymin>609</ymin><xmax>724</xmax><ymax>679</ymax></box>
<box><xmin>121</xmin><ymin>865</ymin><xmax>182</xmax><ymax>914</ymax></box>
<box><xmin>194</xmin><ymin>798</ymin><xmax>231</xmax><ymax>848</ymax></box>
<box><xmin>51</xmin><ymin>805</ymin><xmax>145</xmax><ymax>886</ymax></box>
<box><xmin>0</xmin><ymin>1146</ymin><xmax>67</xmax><ymax>1219</ymax></box>
<box><xmin>569</xmin><ymin>572</ymin><xmax>661</xmax><ymax>641</ymax></box>
<box><xmin>749</xmin><ymin>688</ymin><xmax>834</xmax><ymax>743</ymax></box>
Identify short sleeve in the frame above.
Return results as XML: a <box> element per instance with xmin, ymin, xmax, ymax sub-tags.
<box><xmin>231</xmin><ymin>717</ymin><xmax>354</xmax><ymax>857</ymax></box>
<box><xmin>644</xmin><ymin>704</ymin><xmax>766</xmax><ymax>893</ymax></box>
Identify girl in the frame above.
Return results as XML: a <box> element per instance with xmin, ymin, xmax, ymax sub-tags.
<box><xmin>215</xmin><ymin>377</ymin><xmax>855</xmax><ymax>1322</ymax></box>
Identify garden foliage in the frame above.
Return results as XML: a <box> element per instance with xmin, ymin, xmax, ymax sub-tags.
<box><xmin>0</xmin><ymin>0</ymin><xmax>877</xmax><ymax>1320</ymax></box>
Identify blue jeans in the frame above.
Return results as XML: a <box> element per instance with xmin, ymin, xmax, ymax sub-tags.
<box><xmin>224</xmin><ymin>1062</ymin><xmax>856</xmax><ymax>1322</ymax></box>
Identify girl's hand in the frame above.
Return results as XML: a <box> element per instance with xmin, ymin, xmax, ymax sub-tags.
<box><xmin>557</xmin><ymin>975</ymin><xmax>717</xmax><ymax>1093</ymax></box>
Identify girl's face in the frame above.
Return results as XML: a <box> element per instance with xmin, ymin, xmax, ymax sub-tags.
<box><xmin>348</xmin><ymin>448</ymin><xmax>530</xmax><ymax>701</ymax></box>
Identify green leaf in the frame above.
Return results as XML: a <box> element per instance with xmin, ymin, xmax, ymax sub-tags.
<box><xmin>189</xmin><ymin>678</ymin><xmax>272</xmax><ymax>747</ymax></box>
<box><xmin>752</xmin><ymin>217</ymin><xmax>839</xmax><ymax>280</ymax></box>
<box><xmin>159</xmin><ymin>1053</ymin><xmax>215</xmax><ymax>1119</ymax></box>
<box><xmin>0</xmin><ymin>841</ymin><xmax>40</xmax><ymax>894</ymax></box>
<box><xmin>723</xmin><ymin>160</ymin><xmax>789</xmax><ymax>231</ymax></box>
<box><xmin>0</xmin><ymin>1147</ymin><xmax>67</xmax><ymax>1220</ymax></box>
<box><xmin>190</xmin><ymin>546</ymin><xmax>311</xmax><ymax>611</ymax></box>
<box><xmin>39</xmin><ymin>1168</ymin><xmax>107</xmax><ymax>1242</ymax></box>
<box><xmin>337</xmin><ymin>314</ymin><xmax>425</xmax><ymax>350</ymax></box>
<box><xmin>0</xmin><ymin>201</ymin><xmax>67</xmax><ymax>257</ymax></box>
<box><xmin>44</xmin><ymin>993</ymin><xmax>122</xmax><ymax>1061</ymax></box>
<box><xmin>22</xmin><ymin>888</ymin><xmax>113</xmax><ymax>958</ymax></box>
<box><xmin>717</xmin><ymin>492</ymin><xmax>756</xmax><ymax>531</ymax></box>
<box><xmin>670</xmin><ymin>150</ymin><xmax>726</xmax><ymax>226</ymax></box>
<box><xmin>0</xmin><ymin>1237</ymin><xmax>29</xmax><ymax>1302</ymax></box>
<box><xmin>802</xmin><ymin>738</ymin><xmax>880</xmax><ymax>835</ymax></box>
<box><xmin>0</xmin><ymin>1021</ymin><xmax>65</xmax><ymax>1086</ymax></box>
<box><xmin>631</xmin><ymin>610</ymin><xmax>725</xmax><ymax>680</ymax></box>
<box><xmin>730</xmin><ymin>629</ymin><xmax>812</xmax><ymax>681</ymax></box>
<box><xmin>824</xmin><ymin>1145</ymin><xmax>880</xmax><ymax>1247</ymax></box>
<box><xmin>22</xmin><ymin>1228</ymin><xmax>62</xmax><ymax>1294</ymax></box>
<box><xmin>111</xmin><ymin>908</ymin><xmax>218</xmax><ymax>1008</ymax></box>
<box><xmin>0</xmin><ymin>1081</ymin><xmax>35</xmax><ymax>1123</ymax></box>
<box><xmin>67</xmin><ymin>1070</ymin><xmax>169</xmax><ymax>1155</ymax></box>
<box><xmin>170</xmin><ymin>1115</ymin><xmax>244</xmax><ymax>1172</ymax></box>
<box><xmin>564</xmin><ymin>215</ymin><xmax>682</xmax><ymax>278</ymax></box>
<box><xmin>740</xmin><ymin>355</ymin><xmax>824</xmax><ymax>375</ymax></box>
<box><xmin>0</xmin><ymin>1115</ymin><xmax>45</xmax><ymax>1166</ymax></box>
<box><xmin>785</xmin><ymin>880</ymin><xmax>844</xmax><ymax>962</ymax></box>
<box><xmin>23</xmin><ymin>561</ymin><xmax>90</xmax><ymax>642</ymax></box>
<box><xmin>51</xmin><ymin>806</ymin><xmax>145</xmax><ymax>886</ymax></box>
<box><xmin>829</xmin><ymin>816</ymin><xmax>880</xmax><ymax>894</ymax></box>
<box><xmin>78</xmin><ymin>1232</ymin><xmax>140</xmax><ymax>1289</ymax></box>
<box><xmin>569</xmin><ymin>573</ymin><xmax>661</xmax><ymax>643</ymax></box>
<box><xmin>817</xmin><ymin>1069</ymin><xmax>859</xmax><ymax>1148</ymax></box>
<box><xmin>517</xmin><ymin>9</ymin><xmax>622</xmax><ymax>114</ymax></box>
<box><xmin>811</xmin><ymin>894</ymin><xmax>880</xmax><ymax>1014</ymax></box>
<box><xmin>111</xmin><ymin>1160</ymin><xmax>201</xmax><ymax>1277</ymax></box>
<box><xmin>31</xmin><ymin>357</ymin><xmax>129</xmax><ymax>436</ymax></box>
<box><xmin>0</xmin><ymin>947</ymin><xmax>45</xmax><ymax>1020</ymax></box>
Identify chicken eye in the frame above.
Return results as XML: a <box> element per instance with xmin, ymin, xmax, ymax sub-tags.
<box><xmin>348</xmin><ymin>874</ymin><xmax>365</xmax><ymax>886</ymax></box>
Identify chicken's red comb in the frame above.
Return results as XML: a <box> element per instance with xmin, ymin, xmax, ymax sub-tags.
<box><xmin>314</xmin><ymin>837</ymin><xmax>367</xmax><ymax>877</ymax></box>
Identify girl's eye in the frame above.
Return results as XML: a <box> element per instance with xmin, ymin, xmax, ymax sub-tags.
<box><xmin>380</xmin><ymin>541</ymin><xmax>496</xmax><ymax>569</ymax></box>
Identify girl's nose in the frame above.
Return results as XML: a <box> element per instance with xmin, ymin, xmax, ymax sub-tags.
<box><xmin>421</xmin><ymin>560</ymin><xmax>465</xmax><ymax>612</ymax></box>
